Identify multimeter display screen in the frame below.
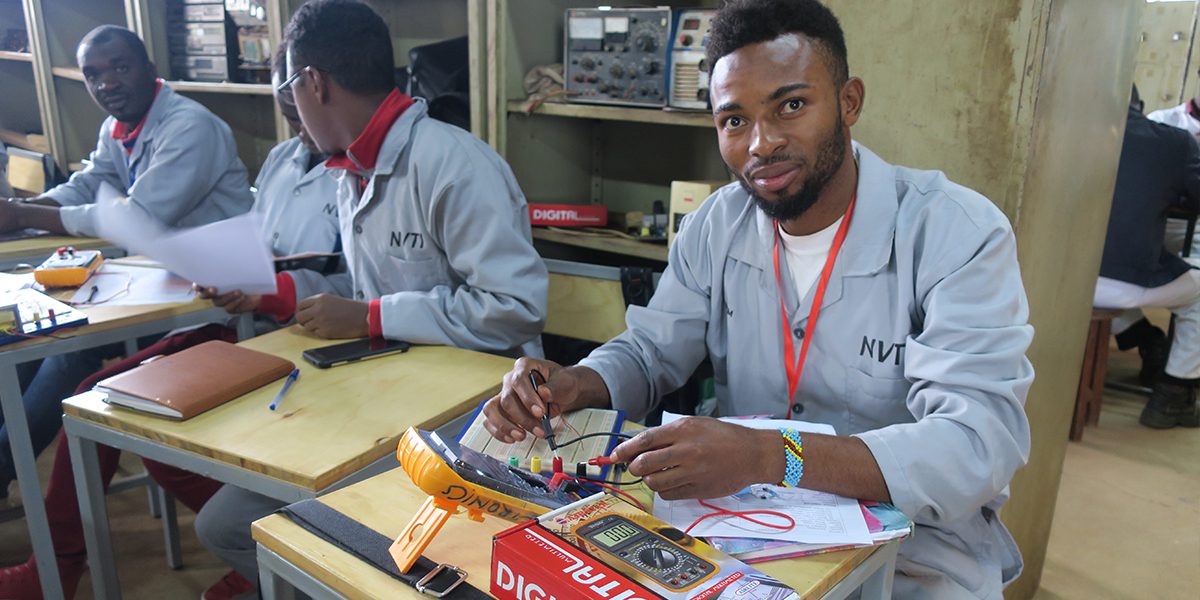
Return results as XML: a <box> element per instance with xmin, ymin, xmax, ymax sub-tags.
<box><xmin>593</xmin><ymin>523</ymin><xmax>640</xmax><ymax>548</ymax></box>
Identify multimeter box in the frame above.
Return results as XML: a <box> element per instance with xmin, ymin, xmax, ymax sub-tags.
<box><xmin>492</xmin><ymin>493</ymin><xmax>799</xmax><ymax>600</ymax></box>
<box><xmin>33</xmin><ymin>250</ymin><xmax>103</xmax><ymax>288</ymax></box>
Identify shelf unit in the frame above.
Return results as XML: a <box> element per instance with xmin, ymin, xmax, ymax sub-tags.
<box><xmin>10</xmin><ymin>0</ymin><xmax>488</xmax><ymax>183</ymax></box>
<box><xmin>489</xmin><ymin>0</ymin><xmax>727</xmax><ymax>263</ymax></box>
<box><xmin>0</xmin><ymin>0</ymin><xmax>47</xmax><ymax>162</ymax></box>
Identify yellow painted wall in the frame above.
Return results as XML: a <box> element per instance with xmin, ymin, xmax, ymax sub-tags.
<box><xmin>1135</xmin><ymin>0</ymin><xmax>1196</xmax><ymax>113</ymax></box>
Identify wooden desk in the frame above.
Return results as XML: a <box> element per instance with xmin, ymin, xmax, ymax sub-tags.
<box><xmin>0</xmin><ymin>235</ymin><xmax>119</xmax><ymax>271</ymax></box>
<box><xmin>61</xmin><ymin>326</ymin><xmax>515</xmax><ymax>600</ymax></box>
<box><xmin>252</xmin><ymin>466</ymin><xmax>898</xmax><ymax>600</ymax></box>
<box><xmin>0</xmin><ymin>295</ymin><xmax>228</xmax><ymax>600</ymax></box>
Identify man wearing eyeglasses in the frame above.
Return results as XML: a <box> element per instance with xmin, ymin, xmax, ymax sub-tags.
<box><xmin>191</xmin><ymin>1</ymin><xmax>547</xmax><ymax>594</ymax></box>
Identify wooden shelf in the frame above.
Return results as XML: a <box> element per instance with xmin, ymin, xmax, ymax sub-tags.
<box><xmin>52</xmin><ymin>66</ymin><xmax>84</xmax><ymax>82</ymax></box>
<box><xmin>165</xmin><ymin>80</ymin><xmax>274</xmax><ymax>95</ymax></box>
<box><xmin>508</xmin><ymin>100</ymin><xmax>712</xmax><ymax>128</ymax></box>
<box><xmin>0</xmin><ymin>51</ymin><xmax>33</xmax><ymax>63</ymax></box>
<box><xmin>532</xmin><ymin>227</ymin><xmax>668</xmax><ymax>262</ymax></box>
<box><xmin>52</xmin><ymin>68</ymin><xmax>271</xmax><ymax>95</ymax></box>
<box><xmin>0</xmin><ymin>128</ymin><xmax>50</xmax><ymax>155</ymax></box>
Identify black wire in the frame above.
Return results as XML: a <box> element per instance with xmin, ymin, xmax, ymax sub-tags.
<box><xmin>578</xmin><ymin>475</ymin><xmax>644</xmax><ymax>486</ymax></box>
<box><xmin>555</xmin><ymin>430</ymin><xmax>635</xmax><ymax>447</ymax></box>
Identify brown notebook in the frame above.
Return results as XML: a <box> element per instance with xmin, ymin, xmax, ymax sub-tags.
<box><xmin>96</xmin><ymin>340</ymin><xmax>296</xmax><ymax>420</ymax></box>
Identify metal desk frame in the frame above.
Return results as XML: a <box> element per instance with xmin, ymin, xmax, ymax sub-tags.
<box><xmin>0</xmin><ymin>305</ymin><xmax>233</xmax><ymax>599</ymax></box>
<box><xmin>63</xmin><ymin>412</ymin><xmax>400</xmax><ymax>600</ymax></box>
<box><xmin>253</xmin><ymin>531</ymin><xmax>899</xmax><ymax>600</ymax></box>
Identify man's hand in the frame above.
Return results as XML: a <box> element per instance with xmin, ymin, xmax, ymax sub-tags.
<box><xmin>610</xmin><ymin>417</ymin><xmax>783</xmax><ymax>500</ymax></box>
<box><xmin>0</xmin><ymin>199</ymin><xmax>25</xmax><ymax>233</ymax></box>
<box><xmin>295</xmin><ymin>294</ymin><xmax>369</xmax><ymax>339</ymax></box>
<box><xmin>482</xmin><ymin>358</ymin><xmax>610</xmax><ymax>443</ymax></box>
<box><xmin>195</xmin><ymin>285</ymin><xmax>262</xmax><ymax>314</ymax></box>
<box><xmin>0</xmin><ymin>198</ymin><xmax>66</xmax><ymax>234</ymax></box>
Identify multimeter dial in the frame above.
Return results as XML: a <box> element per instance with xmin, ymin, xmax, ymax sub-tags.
<box><xmin>575</xmin><ymin>514</ymin><xmax>716</xmax><ymax>591</ymax></box>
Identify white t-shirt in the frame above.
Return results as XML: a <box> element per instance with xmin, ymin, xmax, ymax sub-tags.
<box><xmin>778</xmin><ymin>216</ymin><xmax>843</xmax><ymax>300</ymax></box>
<box><xmin>1148</xmin><ymin>102</ymin><xmax>1200</xmax><ymax>144</ymax></box>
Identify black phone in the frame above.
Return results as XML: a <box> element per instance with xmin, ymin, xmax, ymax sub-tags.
<box><xmin>301</xmin><ymin>337</ymin><xmax>411</xmax><ymax>369</ymax></box>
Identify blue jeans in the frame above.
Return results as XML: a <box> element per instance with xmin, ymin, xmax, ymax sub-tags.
<box><xmin>0</xmin><ymin>343</ymin><xmax>128</xmax><ymax>487</ymax></box>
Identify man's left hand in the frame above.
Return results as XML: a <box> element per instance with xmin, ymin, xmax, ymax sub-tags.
<box><xmin>609</xmin><ymin>416</ymin><xmax>783</xmax><ymax>500</ymax></box>
<box><xmin>0</xmin><ymin>199</ymin><xmax>25</xmax><ymax>233</ymax></box>
<box><xmin>295</xmin><ymin>294</ymin><xmax>369</xmax><ymax>339</ymax></box>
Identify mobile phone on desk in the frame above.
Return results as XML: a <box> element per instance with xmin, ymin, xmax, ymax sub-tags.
<box><xmin>301</xmin><ymin>337</ymin><xmax>411</xmax><ymax>369</ymax></box>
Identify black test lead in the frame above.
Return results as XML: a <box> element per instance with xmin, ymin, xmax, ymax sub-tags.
<box><xmin>528</xmin><ymin>370</ymin><xmax>560</xmax><ymax>459</ymax></box>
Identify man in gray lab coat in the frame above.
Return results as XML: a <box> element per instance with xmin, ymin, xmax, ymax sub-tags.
<box><xmin>0</xmin><ymin>26</ymin><xmax>251</xmax><ymax>512</ymax></box>
<box><xmin>191</xmin><ymin>2</ymin><xmax>547</xmax><ymax>594</ymax></box>
<box><xmin>484</xmin><ymin>1</ymin><xmax>1034</xmax><ymax>598</ymax></box>
<box><xmin>0</xmin><ymin>26</ymin><xmax>250</xmax><ymax>236</ymax></box>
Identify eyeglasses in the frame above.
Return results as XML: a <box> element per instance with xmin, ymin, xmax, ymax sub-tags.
<box><xmin>276</xmin><ymin>65</ymin><xmax>315</xmax><ymax>94</ymax></box>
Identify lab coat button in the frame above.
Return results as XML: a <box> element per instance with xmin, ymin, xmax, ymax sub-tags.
<box><xmin>793</xmin><ymin>328</ymin><xmax>804</xmax><ymax>339</ymax></box>
<box><xmin>354</xmin><ymin>225</ymin><xmax>363</xmax><ymax>234</ymax></box>
<box><xmin>355</xmin><ymin>291</ymin><xmax>364</xmax><ymax>300</ymax></box>
<box><xmin>791</xmin><ymin>404</ymin><xmax>804</xmax><ymax>415</ymax></box>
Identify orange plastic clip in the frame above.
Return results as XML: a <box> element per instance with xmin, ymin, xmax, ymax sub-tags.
<box><xmin>389</xmin><ymin>496</ymin><xmax>463</xmax><ymax>573</ymax></box>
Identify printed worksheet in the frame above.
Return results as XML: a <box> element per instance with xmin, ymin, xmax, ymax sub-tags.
<box><xmin>653</xmin><ymin>485</ymin><xmax>874</xmax><ymax>546</ymax></box>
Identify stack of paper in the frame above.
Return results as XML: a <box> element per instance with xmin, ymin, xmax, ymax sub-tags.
<box><xmin>651</xmin><ymin>413</ymin><xmax>911</xmax><ymax>563</ymax></box>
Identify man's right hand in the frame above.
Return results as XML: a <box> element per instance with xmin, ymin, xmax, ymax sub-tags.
<box><xmin>482</xmin><ymin>358</ymin><xmax>605</xmax><ymax>443</ymax></box>
<box><xmin>195</xmin><ymin>285</ymin><xmax>262</xmax><ymax>314</ymax></box>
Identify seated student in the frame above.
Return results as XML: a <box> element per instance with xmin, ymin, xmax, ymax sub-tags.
<box><xmin>484</xmin><ymin>1</ymin><xmax>1033</xmax><ymax>597</ymax></box>
<box><xmin>1095</xmin><ymin>87</ymin><xmax>1200</xmax><ymax>429</ymax></box>
<box><xmin>191</xmin><ymin>1</ymin><xmax>548</xmax><ymax>596</ymax></box>
<box><xmin>0</xmin><ymin>25</ymin><xmax>254</xmax><ymax>506</ymax></box>
<box><xmin>0</xmin><ymin>49</ymin><xmax>341</xmax><ymax>600</ymax></box>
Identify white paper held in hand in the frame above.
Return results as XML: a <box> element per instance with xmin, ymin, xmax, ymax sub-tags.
<box><xmin>94</xmin><ymin>182</ymin><xmax>277</xmax><ymax>295</ymax></box>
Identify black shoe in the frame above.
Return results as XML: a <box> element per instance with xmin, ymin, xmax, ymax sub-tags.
<box><xmin>1141</xmin><ymin>379</ymin><xmax>1200</xmax><ymax>429</ymax></box>
<box><xmin>1137</xmin><ymin>328</ymin><xmax>1168</xmax><ymax>385</ymax></box>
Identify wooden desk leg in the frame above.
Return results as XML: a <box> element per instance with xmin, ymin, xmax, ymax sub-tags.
<box><xmin>1071</xmin><ymin>319</ymin><xmax>1101</xmax><ymax>441</ymax></box>
<box><xmin>256</xmin><ymin>544</ymin><xmax>302</xmax><ymax>600</ymax></box>
<box><xmin>1086</xmin><ymin>319</ymin><xmax>1113</xmax><ymax>427</ymax></box>
<box><xmin>0</xmin><ymin>362</ymin><xmax>66</xmax><ymax>600</ymax></box>
<box><xmin>858</xmin><ymin>543</ymin><xmax>898</xmax><ymax>599</ymax></box>
<box><xmin>65</xmin><ymin>429</ymin><xmax>122</xmax><ymax>600</ymax></box>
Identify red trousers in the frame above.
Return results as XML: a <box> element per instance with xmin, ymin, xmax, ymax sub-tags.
<box><xmin>44</xmin><ymin>325</ymin><xmax>233</xmax><ymax>563</ymax></box>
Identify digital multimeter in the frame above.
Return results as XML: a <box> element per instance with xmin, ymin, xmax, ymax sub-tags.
<box><xmin>33</xmin><ymin>248</ymin><xmax>103</xmax><ymax>288</ymax></box>
<box><xmin>390</xmin><ymin>427</ymin><xmax>578</xmax><ymax>573</ymax></box>
<box><xmin>575</xmin><ymin>513</ymin><xmax>717</xmax><ymax>591</ymax></box>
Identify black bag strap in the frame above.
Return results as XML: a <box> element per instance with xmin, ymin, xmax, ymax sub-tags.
<box><xmin>280</xmin><ymin>499</ymin><xmax>490</xmax><ymax>599</ymax></box>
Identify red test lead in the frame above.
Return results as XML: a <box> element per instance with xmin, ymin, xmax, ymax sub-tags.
<box><xmin>587</xmin><ymin>456</ymin><xmax>619</xmax><ymax>466</ymax></box>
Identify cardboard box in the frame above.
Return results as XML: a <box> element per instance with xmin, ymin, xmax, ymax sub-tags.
<box><xmin>669</xmin><ymin>180</ymin><xmax>728</xmax><ymax>246</ymax></box>
<box><xmin>529</xmin><ymin>203</ymin><xmax>608</xmax><ymax>228</ymax></box>
<box><xmin>492</xmin><ymin>493</ymin><xmax>799</xmax><ymax>600</ymax></box>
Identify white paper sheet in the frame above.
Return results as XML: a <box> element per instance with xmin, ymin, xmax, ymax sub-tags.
<box><xmin>653</xmin><ymin>412</ymin><xmax>870</xmax><ymax>545</ymax></box>
<box><xmin>653</xmin><ymin>486</ymin><xmax>874</xmax><ymax>546</ymax></box>
<box><xmin>94</xmin><ymin>183</ymin><xmax>276</xmax><ymax>295</ymax></box>
<box><xmin>0</xmin><ymin>272</ymin><xmax>36</xmax><ymax>295</ymax></box>
<box><xmin>69</xmin><ymin>263</ymin><xmax>197</xmax><ymax>306</ymax></box>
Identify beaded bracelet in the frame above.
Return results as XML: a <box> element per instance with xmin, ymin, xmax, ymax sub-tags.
<box><xmin>780</xmin><ymin>429</ymin><xmax>804</xmax><ymax>487</ymax></box>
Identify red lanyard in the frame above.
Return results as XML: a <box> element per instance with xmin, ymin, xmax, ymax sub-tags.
<box><xmin>772</xmin><ymin>193</ymin><xmax>856</xmax><ymax>417</ymax></box>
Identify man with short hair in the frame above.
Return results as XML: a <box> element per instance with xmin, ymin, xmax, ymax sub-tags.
<box><xmin>0</xmin><ymin>46</ymin><xmax>342</xmax><ymax>600</ymax></box>
<box><xmin>0</xmin><ymin>25</ymin><xmax>251</xmax><ymax>236</ymax></box>
<box><xmin>193</xmin><ymin>1</ymin><xmax>547</xmax><ymax>595</ymax></box>
<box><xmin>0</xmin><ymin>25</ymin><xmax>252</xmax><ymax>512</ymax></box>
<box><xmin>484</xmin><ymin>0</ymin><xmax>1034</xmax><ymax>596</ymax></box>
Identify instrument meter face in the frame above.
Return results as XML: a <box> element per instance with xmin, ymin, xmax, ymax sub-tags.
<box><xmin>574</xmin><ymin>514</ymin><xmax>717</xmax><ymax>591</ymax></box>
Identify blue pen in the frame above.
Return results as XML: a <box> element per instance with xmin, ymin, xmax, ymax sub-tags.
<box><xmin>270</xmin><ymin>369</ymin><xmax>301</xmax><ymax>411</ymax></box>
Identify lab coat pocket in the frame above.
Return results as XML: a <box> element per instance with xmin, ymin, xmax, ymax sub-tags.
<box><xmin>386</xmin><ymin>255</ymin><xmax>449</xmax><ymax>292</ymax></box>
<box><xmin>845</xmin><ymin>366</ymin><xmax>913</xmax><ymax>431</ymax></box>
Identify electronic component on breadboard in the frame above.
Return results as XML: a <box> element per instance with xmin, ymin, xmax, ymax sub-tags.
<box><xmin>33</xmin><ymin>248</ymin><xmax>103</xmax><ymax>288</ymax></box>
